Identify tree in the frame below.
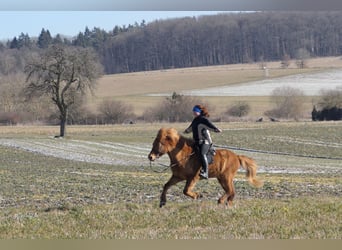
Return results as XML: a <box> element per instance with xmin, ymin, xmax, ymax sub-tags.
<box><xmin>37</xmin><ymin>28</ymin><xmax>52</xmax><ymax>49</ymax></box>
<box><xmin>295</xmin><ymin>48</ymin><xmax>310</xmax><ymax>68</ymax></box>
<box><xmin>24</xmin><ymin>44</ymin><xmax>103</xmax><ymax>137</ymax></box>
<box><xmin>0</xmin><ymin>73</ymin><xmax>26</xmax><ymax>113</ymax></box>
<box><xmin>18</xmin><ymin>33</ymin><xmax>32</xmax><ymax>48</ymax></box>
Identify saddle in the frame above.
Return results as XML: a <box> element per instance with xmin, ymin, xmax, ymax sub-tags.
<box><xmin>206</xmin><ymin>145</ymin><xmax>216</xmax><ymax>164</ymax></box>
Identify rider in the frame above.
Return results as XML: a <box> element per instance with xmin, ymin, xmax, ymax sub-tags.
<box><xmin>184</xmin><ymin>104</ymin><xmax>222</xmax><ymax>179</ymax></box>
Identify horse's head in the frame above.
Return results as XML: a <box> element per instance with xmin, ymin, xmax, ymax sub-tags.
<box><xmin>148</xmin><ymin>127</ymin><xmax>179</xmax><ymax>161</ymax></box>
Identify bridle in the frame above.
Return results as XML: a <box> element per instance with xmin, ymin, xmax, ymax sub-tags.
<box><xmin>149</xmin><ymin>151</ymin><xmax>195</xmax><ymax>173</ymax></box>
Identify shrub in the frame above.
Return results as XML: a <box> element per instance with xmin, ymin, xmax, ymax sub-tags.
<box><xmin>142</xmin><ymin>92</ymin><xmax>204</xmax><ymax>122</ymax></box>
<box><xmin>317</xmin><ymin>87</ymin><xmax>342</xmax><ymax>109</ymax></box>
<box><xmin>226</xmin><ymin>101</ymin><xmax>251</xmax><ymax>117</ymax></box>
<box><xmin>0</xmin><ymin>112</ymin><xmax>20</xmax><ymax>125</ymax></box>
<box><xmin>98</xmin><ymin>100</ymin><xmax>136</xmax><ymax>124</ymax></box>
<box><xmin>265</xmin><ymin>86</ymin><xmax>305</xmax><ymax>120</ymax></box>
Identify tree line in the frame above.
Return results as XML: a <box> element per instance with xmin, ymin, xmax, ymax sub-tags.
<box><xmin>1</xmin><ymin>11</ymin><xmax>342</xmax><ymax>75</ymax></box>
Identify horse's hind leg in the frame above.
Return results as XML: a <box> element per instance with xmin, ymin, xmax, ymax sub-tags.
<box><xmin>217</xmin><ymin>176</ymin><xmax>235</xmax><ymax>207</ymax></box>
<box><xmin>160</xmin><ymin>175</ymin><xmax>182</xmax><ymax>208</ymax></box>
<box><xmin>226</xmin><ymin>178</ymin><xmax>235</xmax><ymax>207</ymax></box>
<box><xmin>217</xmin><ymin>178</ymin><xmax>229</xmax><ymax>204</ymax></box>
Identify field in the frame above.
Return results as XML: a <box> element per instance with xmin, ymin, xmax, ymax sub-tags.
<box><xmin>1</xmin><ymin>57</ymin><xmax>342</xmax><ymax>239</ymax></box>
<box><xmin>0</xmin><ymin>122</ymin><xmax>341</xmax><ymax>239</ymax></box>
<box><xmin>86</xmin><ymin>56</ymin><xmax>342</xmax><ymax>117</ymax></box>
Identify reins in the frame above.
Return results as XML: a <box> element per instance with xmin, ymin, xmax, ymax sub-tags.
<box><xmin>149</xmin><ymin>152</ymin><xmax>195</xmax><ymax>173</ymax></box>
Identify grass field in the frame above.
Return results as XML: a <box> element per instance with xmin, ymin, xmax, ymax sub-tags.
<box><xmin>0</xmin><ymin>122</ymin><xmax>341</xmax><ymax>239</ymax></box>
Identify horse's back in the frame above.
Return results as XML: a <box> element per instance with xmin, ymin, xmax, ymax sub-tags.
<box><xmin>211</xmin><ymin>148</ymin><xmax>240</xmax><ymax>173</ymax></box>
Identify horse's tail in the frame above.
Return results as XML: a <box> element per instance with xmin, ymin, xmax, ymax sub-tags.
<box><xmin>238</xmin><ymin>155</ymin><xmax>264</xmax><ymax>188</ymax></box>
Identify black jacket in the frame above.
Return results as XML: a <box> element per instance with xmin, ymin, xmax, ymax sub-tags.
<box><xmin>184</xmin><ymin>115</ymin><xmax>220</xmax><ymax>144</ymax></box>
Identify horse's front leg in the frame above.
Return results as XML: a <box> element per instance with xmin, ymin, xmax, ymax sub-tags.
<box><xmin>183</xmin><ymin>176</ymin><xmax>202</xmax><ymax>200</ymax></box>
<box><xmin>160</xmin><ymin>175</ymin><xmax>183</xmax><ymax>208</ymax></box>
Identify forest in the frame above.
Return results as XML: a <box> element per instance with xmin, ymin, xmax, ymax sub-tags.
<box><xmin>1</xmin><ymin>11</ymin><xmax>342</xmax><ymax>75</ymax></box>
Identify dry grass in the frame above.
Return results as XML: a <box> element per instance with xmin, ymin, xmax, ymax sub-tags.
<box><xmin>85</xmin><ymin>57</ymin><xmax>342</xmax><ymax>116</ymax></box>
<box><xmin>0</xmin><ymin>122</ymin><xmax>341</xmax><ymax>239</ymax></box>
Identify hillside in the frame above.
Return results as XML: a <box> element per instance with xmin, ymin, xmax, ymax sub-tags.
<box><xmin>99</xmin><ymin>12</ymin><xmax>342</xmax><ymax>74</ymax></box>
<box><xmin>87</xmin><ymin>56</ymin><xmax>342</xmax><ymax>117</ymax></box>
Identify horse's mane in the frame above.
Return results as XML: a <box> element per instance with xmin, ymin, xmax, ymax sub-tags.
<box><xmin>163</xmin><ymin>127</ymin><xmax>195</xmax><ymax>148</ymax></box>
<box><xmin>179</xmin><ymin>133</ymin><xmax>195</xmax><ymax>147</ymax></box>
<box><xmin>173</xmin><ymin>129</ymin><xmax>195</xmax><ymax>148</ymax></box>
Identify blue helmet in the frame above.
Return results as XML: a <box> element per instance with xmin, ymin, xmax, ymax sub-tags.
<box><xmin>192</xmin><ymin>105</ymin><xmax>201</xmax><ymax>113</ymax></box>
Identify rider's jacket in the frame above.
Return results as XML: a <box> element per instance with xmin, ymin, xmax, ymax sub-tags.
<box><xmin>184</xmin><ymin>115</ymin><xmax>219</xmax><ymax>144</ymax></box>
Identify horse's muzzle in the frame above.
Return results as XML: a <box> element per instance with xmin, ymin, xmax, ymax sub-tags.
<box><xmin>148</xmin><ymin>153</ymin><xmax>158</xmax><ymax>161</ymax></box>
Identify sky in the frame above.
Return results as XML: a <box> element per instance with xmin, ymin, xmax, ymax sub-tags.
<box><xmin>0</xmin><ymin>0</ymin><xmax>297</xmax><ymax>11</ymax></box>
<box><xmin>0</xmin><ymin>0</ymin><xmax>340</xmax><ymax>40</ymax></box>
<box><xmin>0</xmin><ymin>11</ymin><xmax>229</xmax><ymax>41</ymax></box>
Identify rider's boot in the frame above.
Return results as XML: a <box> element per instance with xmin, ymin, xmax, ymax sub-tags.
<box><xmin>199</xmin><ymin>155</ymin><xmax>209</xmax><ymax>179</ymax></box>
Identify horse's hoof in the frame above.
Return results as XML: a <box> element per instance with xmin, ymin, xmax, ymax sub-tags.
<box><xmin>217</xmin><ymin>199</ymin><xmax>225</xmax><ymax>204</ymax></box>
<box><xmin>159</xmin><ymin>201</ymin><xmax>166</xmax><ymax>208</ymax></box>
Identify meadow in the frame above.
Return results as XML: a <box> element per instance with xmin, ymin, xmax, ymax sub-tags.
<box><xmin>86</xmin><ymin>56</ymin><xmax>342</xmax><ymax>117</ymax></box>
<box><xmin>0</xmin><ymin>122</ymin><xmax>341</xmax><ymax>239</ymax></box>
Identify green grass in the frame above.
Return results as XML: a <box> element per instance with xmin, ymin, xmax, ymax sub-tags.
<box><xmin>1</xmin><ymin>198</ymin><xmax>340</xmax><ymax>239</ymax></box>
<box><xmin>0</xmin><ymin>122</ymin><xmax>341</xmax><ymax>239</ymax></box>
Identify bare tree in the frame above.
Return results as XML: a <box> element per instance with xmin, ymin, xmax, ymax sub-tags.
<box><xmin>24</xmin><ymin>45</ymin><xmax>103</xmax><ymax>137</ymax></box>
<box><xmin>295</xmin><ymin>48</ymin><xmax>310</xmax><ymax>69</ymax></box>
<box><xmin>0</xmin><ymin>74</ymin><xmax>24</xmax><ymax>113</ymax></box>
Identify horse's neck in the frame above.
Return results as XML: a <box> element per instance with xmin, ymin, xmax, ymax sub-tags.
<box><xmin>168</xmin><ymin>136</ymin><xmax>194</xmax><ymax>164</ymax></box>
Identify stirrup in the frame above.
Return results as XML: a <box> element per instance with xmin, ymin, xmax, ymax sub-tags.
<box><xmin>199</xmin><ymin>171</ymin><xmax>208</xmax><ymax>179</ymax></box>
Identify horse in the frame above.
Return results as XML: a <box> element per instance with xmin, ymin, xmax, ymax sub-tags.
<box><xmin>148</xmin><ymin>127</ymin><xmax>263</xmax><ymax>208</ymax></box>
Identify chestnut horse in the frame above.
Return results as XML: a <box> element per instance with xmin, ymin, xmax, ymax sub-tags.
<box><xmin>148</xmin><ymin>127</ymin><xmax>263</xmax><ymax>207</ymax></box>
